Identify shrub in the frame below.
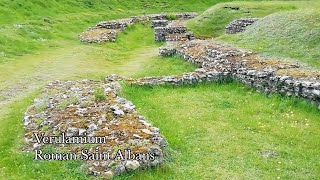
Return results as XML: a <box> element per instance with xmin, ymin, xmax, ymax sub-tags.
<box><xmin>167</xmin><ymin>13</ymin><xmax>177</xmax><ymax>20</ymax></box>
<box><xmin>94</xmin><ymin>87</ymin><xmax>106</xmax><ymax>102</ymax></box>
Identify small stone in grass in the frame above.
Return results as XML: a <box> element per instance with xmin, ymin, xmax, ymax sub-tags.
<box><xmin>125</xmin><ymin>160</ymin><xmax>140</xmax><ymax>171</ymax></box>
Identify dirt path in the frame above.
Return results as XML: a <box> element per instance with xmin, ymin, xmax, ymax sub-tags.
<box><xmin>0</xmin><ymin>41</ymin><xmax>159</xmax><ymax>115</ymax></box>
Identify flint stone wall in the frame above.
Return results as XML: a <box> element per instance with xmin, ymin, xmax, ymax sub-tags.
<box><xmin>24</xmin><ymin>80</ymin><xmax>167</xmax><ymax>179</ymax></box>
<box><xmin>175</xmin><ymin>12</ymin><xmax>198</xmax><ymax>19</ymax></box>
<box><xmin>80</xmin><ymin>12</ymin><xmax>197</xmax><ymax>43</ymax></box>
<box><xmin>226</xmin><ymin>18</ymin><xmax>259</xmax><ymax>34</ymax></box>
<box><xmin>154</xmin><ymin>21</ymin><xmax>195</xmax><ymax>42</ymax></box>
<box><xmin>79</xmin><ymin>28</ymin><xmax>119</xmax><ymax>43</ymax></box>
<box><xmin>121</xmin><ymin>69</ymin><xmax>229</xmax><ymax>86</ymax></box>
<box><xmin>146</xmin><ymin>40</ymin><xmax>320</xmax><ymax>107</ymax></box>
<box><xmin>152</xmin><ymin>20</ymin><xmax>169</xmax><ymax>28</ymax></box>
<box><xmin>148</xmin><ymin>12</ymin><xmax>197</xmax><ymax>20</ymax></box>
<box><xmin>96</xmin><ymin>18</ymin><xmax>135</xmax><ymax>29</ymax></box>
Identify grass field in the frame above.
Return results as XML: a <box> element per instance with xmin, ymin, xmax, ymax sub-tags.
<box><xmin>187</xmin><ymin>1</ymin><xmax>320</xmax><ymax>68</ymax></box>
<box><xmin>0</xmin><ymin>24</ymin><xmax>195</xmax><ymax>109</ymax></box>
<box><xmin>0</xmin><ymin>0</ymin><xmax>319</xmax><ymax>179</ymax></box>
<box><xmin>0</xmin><ymin>23</ymin><xmax>195</xmax><ymax>180</ymax></box>
<box><xmin>218</xmin><ymin>9</ymin><xmax>320</xmax><ymax>68</ymax></box>
<box><xmin>119</xmin><ymin>82</ymin><xmax>320</xmax><ymax>179</ymax></box>
<box><xmin>2</xmin><ymin>82</ymin><xmax>319</xmax><ymax>179</ymax></box>
<box><xmin>0</xmin><ymin>0</ymin><xmax>229</xmax><ymax>61</ymax></box>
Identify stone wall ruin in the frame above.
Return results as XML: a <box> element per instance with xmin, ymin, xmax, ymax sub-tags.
<box><xmin>30</xmin><ymin>11</ymin><xmax>320</xmax><ymax>179</ymax></box>
<box><xmin>225</xmin><ymin>18</ymin><xmax>259</xmax><ymax>34</ymax></box>
<box><xmin>24</xmin><ymin>80</ymin><xmax>167</xmax><ymax>179</ymax></box>
<box><xmin>79</xmin><ymin>12</ymin><xmax>197</xmax><ymax>43</ymax></box>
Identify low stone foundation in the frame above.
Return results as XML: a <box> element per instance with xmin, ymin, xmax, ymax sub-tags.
<box><xmin>79</xmin><ymin>12</ymin><xmax>197</xmax><ymax>43</ymax></box>
<box><xmin>25</xmin><ymin>12</ymin><xmax>320</xmax><ymax>180</ymax></box>
<box><xmin>123</xmin><ymin>69</ymin><xmax>228</xmax><ymax>86</ymax></box>
<box><xmin>79</xmin><ymin>27</ymin><xmax>119</xmax><ymax>43</ymax></box>
<box><xmin>24</xmin><ymin>80</ymin><xmax>167</xmax><ymax>179</ymax></box>
<box><xmin>154</xmin><ymin>21</ymin><xmax>195</xmax><ymax>42</ymax></box>
<box><xmin>225</xmin><ymin>18</ymin><xmax>259</xmax><ymax>34</ymax></box>
<box><xmin>138</xmin><ymin>40</ymin><xmax>320</xmax><ymax>107</ymax></box>
<box><xmin>80</xmin><ymin>13</ymin><xmax>319</xmax><ymax>109</ymax></box>
<box><xmin>151</xmin><ymin>20</ymin><xmax>169</xmax><ymax>28</ymax></box>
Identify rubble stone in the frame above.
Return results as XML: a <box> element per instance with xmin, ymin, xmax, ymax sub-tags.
<box><xmin>24</xmin><ymin>80</ymin><xmax>167</xmax><ymax>178</ymax></box>
<box><xmin>79</xmin><ymin>13</ymin><xmax>198</xmax><ymax>43</ymax></box>
<box><xmin>225</xmin><ymin>18</ymin><xmax>259</xmax><ymax>34</ymax></box>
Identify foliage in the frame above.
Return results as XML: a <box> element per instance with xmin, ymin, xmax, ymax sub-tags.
<box><xmin>94</xmin><ymin>87</ymin><xmax>106</xmax><ymax>102</ymax></box>
<box><xmin>167</xmin><ymin>13</ymin><xmax>177</xmax><ymax>20</ymax></box>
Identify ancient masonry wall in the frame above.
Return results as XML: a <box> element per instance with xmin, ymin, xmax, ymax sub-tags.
<box><xmin>79</xmin><ymin>13</ymin><xmax>197</xmax><ymax>43</ymax></box>
<box><xmin>24</xmin><ymin>80</ymin><xmax>167</xmax><ymax>179</ymax></box>
<box><xmin>90</xmin><ymin>14</ymin><xmax>319</xmax><ymax>108</ymax></box>
<box><xmin>26</xmin><ymin>11</ymin><xmax>319</xmax><ymax>179</ymax></box>
<box><xmin>154</xmin><ymin>20</ymin><xmax>196</xmax><ymax>42</ymax></box>
<box><xmin>128</xmin><ymin>40</ymin><xmax>320</xmax><ymax>107</ymax></box>
<box><xmin>225</xmin><ymin>18</ymin><xmax>259</xmax><ymax>34</ymax></box>
<box><xmin>80</xmin><ymin>12</ymin><xmax>319</xmax><ymax>108</ymax></box>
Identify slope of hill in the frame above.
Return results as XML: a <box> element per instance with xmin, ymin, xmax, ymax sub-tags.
<box><xmin>187</xmin><ymin>1</ymin><xmax>320</xmax><ymax>68</ymax></box>
<box><xmin>218</xmin><ymin>9</ymin><xmax>320</xmax><ymax>68</ymax></box>
<box><xmin>0</xmin><ymin>0</ymin><xmax>228</xmax><ymax>61</ymax></box>
<box><xmin>187</xmin><ymin>1</ymin><xmax>301</xmax><ymax>38</ymax></box>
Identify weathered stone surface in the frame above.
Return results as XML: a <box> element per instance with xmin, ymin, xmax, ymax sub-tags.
<box><xmin>226</xmin><ymin>18</ymin><xmax>259</xmax><ymax>34</ymax></box>
<box><xmin>172</xmin><ymin>40</ymin><xmax>320</xmax><ymax>106</ymax></box>
<box><xmin>154</xmin><ymin>20</ymin><xmax>195</xmax><ymax>42</ymax></box>
<box><xmin>125</xmin><ymin>160</ymin><xmax>140</xmax><ymax>171</ymax></box>
<box><xmin>80</xmin><ymin>12</ymin><xmax>198</xmax><ymax>43</ymax></box>
<box><xmin>66</xmin><ymin>127</ymin><xmax>79</xmax><ymax>136</ymax></box>
<box><xmin>102</xmin><ymin>171</ymin><xmax>114</xmax><ymax>179</ymax></box>
<box><xmin>151</xmin><ymin>20</ymin><xmax>169</xmax><ymax>28</ymax></box>
<box><xmin>114</xmin><ymin>165</ymin><xmax>126</xmax><ymax>175</ymax></box>
<box><xmin>110</xmin><ymin>105</ymin><xmax>125</xmax><ymax>116</ymax></box>
<box><xmin>24</xmin><ymin>80</ymin><xmax>167</xmax><ymax>178</ymax></box>
<box><xmin>79</xmin><ymin>27</ymin><xmax>119</xmax><ymax>43</ymax></box>
<box><xmin>175</xmin><ymin>12</ymin><xmax>198</xmax><ymax>19</ymax></box>
<box><xmin>87</xmin><ymin>123</ymin><xmax>97</xmax><ymax>132</ymax></box>
<box><xmin>159</xmin><ymin>44</ymin><xmax>176</xmax><ymax>56</ymax></box>
<box><xmin>96</xmin><ymin>18</ymin><xmax>134</xmax><ymax>29</ymax></box>
<box><xmin>120</xmin><ymin>39</ymin><xmax>320</xmax><ymax>107</ymax></box>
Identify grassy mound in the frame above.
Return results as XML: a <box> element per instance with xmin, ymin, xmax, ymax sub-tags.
<box><xmin>187</xmin><ymin>1</ymin><xmax>301</xmax><ymax>38</ymax></box>
<box><xmin>219</xmin><ymin>9</ymin><xmax>320</xmax><ymax>68</ymax></box>
<box><xmin>187</xmin><ymin>1</ymin><xmax>320</xmax><ymax>68</ymax></box>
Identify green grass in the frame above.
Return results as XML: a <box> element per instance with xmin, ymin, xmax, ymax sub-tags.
<box><xmin>0</xmin><ymin>24</ymin><xmax>195</xmax><ymax>109</ymax></box>
<box><xmin>187</xmin><ymin>1</ymin><xmax>301</xmax><ymax>38</ymax></box>
<box><xmin>2</xmin><ymin>82</ymin><xmax>319</xmax><ymax>179</ymax></box>
<box><xmin>0</xmin><ymin>0</ymin><xmax>230</xmax><ymax>60</ymax></box>
<box><xmin>0</xmin><ymin>91</ymin><xmax>90</xmax><ymax>179</ymax></box>
<box><xmin>187</xmin><ymin>1</ymin><xmax>320</xmax><ymax>68</ymax></box>
<box><xmin>218</xmin><ymin>9</ymin><xmax>320</xmax><ymax>68</ymax></box>
<box><xmin>94</xmin><ymin>87</ymin><xmax>106</xmax><ymax>102</ymax></box>
<box><xmin>1</xmin><ymin>0</ymin><xmax>320</xmax><ymax>179</ymax></box>
<box><xmin>119</xmin><ymin>82</ymin><xmax>320</xmax><ymax>179</ymax></box>
<box><xmin>133</xmin><ymin>55</ymin><xmax>198</xmax><ymax>78</ymax></box>
<box><xmin>0</xmin><ymin>0</ymin><xmax>228</xmax><ymax>25</ymax></box>
<box><xmin>0</xmin><ymin>23</ymin><xmax>196</xmax><ymax>179</ymax></box>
